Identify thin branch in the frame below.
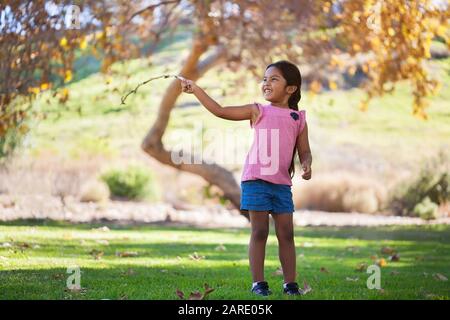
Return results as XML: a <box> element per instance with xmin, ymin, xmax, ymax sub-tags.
<box><xmin>126</xmin><ymin>0</ymin><xmax>181</xmax><ymax>24</ymax></box>
<box><xmin>120</xmin><ymin>74</ymin><xmax>185</xmax><ymax>105</ymax></box>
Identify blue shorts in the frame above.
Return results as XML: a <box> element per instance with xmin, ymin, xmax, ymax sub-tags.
<box><xmin>240</xmin><ymin>179</ymin><xmax>295</xmax><ymax>214</ymax></box>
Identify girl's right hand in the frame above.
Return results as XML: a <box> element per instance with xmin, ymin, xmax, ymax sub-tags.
<box><xmin>179</xmin><ymin>77</ymin><xmax>197</xmax><ymax>94</ymax></box>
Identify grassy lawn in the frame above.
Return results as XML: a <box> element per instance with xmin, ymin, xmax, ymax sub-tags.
<box><xmin>0</xmin><ymin>221</ymin><xmax>449</xmax><ymax>300</ymax></box>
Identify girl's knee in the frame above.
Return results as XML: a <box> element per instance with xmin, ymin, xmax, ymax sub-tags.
<box><xmin>251</xmin><ymin>228</ymin><xmax>269</xmax><ymax>241</ymax></box>
<box><xmin>276</xmin><ymin>228</ymin><xmax>294</xmax><ymax>243</ymax></box>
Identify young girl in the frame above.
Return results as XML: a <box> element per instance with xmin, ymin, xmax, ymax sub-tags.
<box><xmin>179</xmin><ymin>60</ymin><xmax>312</xmax><ymax>296</ymax></box>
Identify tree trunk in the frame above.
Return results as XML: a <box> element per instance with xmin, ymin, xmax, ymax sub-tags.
<box><xmin>141</xmin><ymin>37</ymin><xmax>248</xmax><ymax>220</ymax></box>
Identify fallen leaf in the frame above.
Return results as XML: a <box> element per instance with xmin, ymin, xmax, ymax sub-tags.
<box><xmin>302</xmin><ymin>280</ymin><xmax>312</xmax><ymax>294</ymax></box>
<box><xmin>345</xmin><ymin>277</ymin><xmax>359</xmax><ymax>282</ymax></box>
<box><xmin>390</xmin><ymin>271</ymin><xmax>400</xmax><ymax>276</ymax></box>
<box><xmin>272</xmin><ymin>267</ymin><xmax>284</xmax><ymax>276</ymax></box>
<box><xmin>381</xmin><ymin>247</ymin><xmax>395</xmax><ymax>255</ymax></box>
<box><xmin>320</xmin><ymin>267</ymin><xmax>330</xmax><ymax>273</ymax></box>
<box><xmin>377</xmin><ymin>258</ymin><xmax>387</xmax><ymax>267</ymax></box>
<box><xmin>389</xmin><ymin>253</ymin><xmax>400</xmax><ymax>262</ymax></box>
<box><xmin>121</xmin><ymin>268</ymin><xmax>135</xmax><ymax>276</ymax></box>
<box><xmin>92</xmin><ymin>226</ymin><xmax>110</xmax><ymax>232</ymax></box>
<box><xmin>345</xmin><ymin>246</ymin><xmax>360</xmax><ymax>253</ymax></box>
<box><xmin>176</xmin><ymin>289</ymin><xmax>185</xmax><ymax>299</ymax></box>
<box><xmin>188</xmin><ymin>291</ymin><xmax>203</xmax><ymax>300</ymax></box>
<box><xmin>1</xmin><ymin>242</ymin><xmax>12</xmax><ymax>248</ymax></box>
<box><xmin>301</xmin><ymin>242</ymin><xmax>314</xmax><ymax>248</ymax></box>
<box><xmin>355</xmin><ymin>262</ymin><xmax>368</xmax><ymax>272</ymax></box>
<box><xmin>370</xmin><ymin>255</ymin><xmax>378</xmax><ymax>261</ymax></box>
<box><xmin>215</xmin><ymin>244</ymin><xmax>226</xmax><ymax>251</ymax></box>
<box><xmin>203</xmin><ymin>283</ymin><xmax>215</xmax><ymax>298</ymax></box>
<box><xmin>116</xmin><ymin>251</ymin><xmax>138</xmax><ymax>258</ymax></box>
<box><xmin>189</xmin><ymin>252</ymin><xmax>205</xmax><ymax>261</ymax></box>
<box><xmin>52</xmin><ymin>273</ymin><xmax>65</xmax><ymax>280</ymax></box>
<box><xmin>433</xmin><ymin>273</ymin><xmax>448</xmax><ymax>281</ymax></box>
<box><xmin>89</xmin><ymin>249</ymin><xmax>104</xmax><ymax>260</ymax></box>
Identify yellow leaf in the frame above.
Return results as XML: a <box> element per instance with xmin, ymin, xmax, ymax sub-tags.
<box><xmin>310</xmin><ymin>80</ymin><xmax>322</xmax><ymax>94</ymax></box>
<box><xmin>40</xmin><ymin>83</ymin><xmax>49</xmax><ymax>90</ymax></box>
<box><xmin>79</xmin><ymin>38</ymin><xmax>88</xmax><ymax>50</ymax></box>
<box><xmin>28</xmin><ymin>87</ymin><xmax>40</xmax><ymax>95</ymax></box>
<box><xmin>388</xmin><ymin>28</ymin><xmax>395</xmax><ymax>36</ymax></box>
<box><xmin>377</xmin><ymin>258</ymin><xmax>387</xmax><ymax>267</ymax></box>
<box><xmin>347</xmin><ymin>66</ymin><xmax>357</xmax><ymax>76</ymax></box>
<box><xmin>436</xmin><ymin>25</ymin><xmax>446</xmax><ymax>38</ymax></box>
<box><xmin>64</xmin><ymin>70</ymin><xmax>72</xmax><ymax>83</ymax></box>
<box><xmin>329</xmin><ymin>80</ymin><xmax>337</xmax><ymax>90</ymax></box>
<box><xmin>60</xmin><ymin>37</ymin><xmax>68</xmax><ymax>47</ymax></box>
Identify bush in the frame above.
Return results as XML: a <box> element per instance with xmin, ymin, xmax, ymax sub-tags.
<box><xmin>413</xmin><ymin>197</ymin><xmax>439</xmax><ymax>220</ymax></box>
<box><xmin>101</xmin><ymin>165</ymin><xmax>158</xmax><ymax>201</ymax></box>
<box><xmin>79</xmin><ymin>179</ymin><xmax>110</xmax><ymax>203</ymax></box>
<box><xmin>390</xmin><ymin>151</ymin><xmax>449</xmax><ymax>217</ymax></box>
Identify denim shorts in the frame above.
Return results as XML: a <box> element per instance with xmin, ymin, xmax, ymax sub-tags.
<box><xmin>240</xmin><ymin>179</ymin><xmax>295</xmax><ymax>214</ymax></box>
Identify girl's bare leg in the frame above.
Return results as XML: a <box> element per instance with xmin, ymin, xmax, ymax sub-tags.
<box><xmin>248</xmin><ymin>211</ymin><xmax>270</xmax><ymax>282</ymax></box>
<box><xmin>272</xmin><ymin>213</ymin><xmax>296</xmax><ymax>283</ymax></box>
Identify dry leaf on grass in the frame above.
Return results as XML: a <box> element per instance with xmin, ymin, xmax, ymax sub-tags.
<box><xmin>272</xmin><ymin>267</ymin><xmax>283</xmax><ymax>276</ymax></box>
<box><xmin>116</xmin><ymin>251</ymin><xmax>138</xmax><ymax>257</ymax></box>
<box><xmin>381</xmin><ymin>247</ymin><xmax>395</xmax><ymax>255</ymax></box>
<box><xmin>176</xmin><ymin>283</ymin><xmax>215</xmax><ymax>300</ymax></box>
<box><xmin>355</xmin><ymin>262</ymin><xmax>368</xmax><ymax>272</ymax></box>
<box><xmin>89</xmin><ymin>249</ymin><xmax>104</xmax><ymax>260</ymax></box>
<box><xmin>302</xmin><ymin>280</ymin><xmax>312</xmax><ymax>295</ymax></box>
<box><xmin>215</xmin><ymin>244</ymin><xmax>227</xmax><ymax>251</ymax></box>
<box><xmin>389</xmin><ymin>253</ymin><xmax>400</xmax><ymax>261</ymax></box>
<box><xmin>320</xmin><ymin>267</ymin><xmax>330</xmax><ymax>273</ymax></box>
<box><xmin>189</xmin><ymin>252</ymin><xmax>205</xmax><ymax>261</ymax></box>
<box><xmin>376</xmin><ymin>258</ymin><xmax>387</xmax><ymax>267</ymax></box>
<box><xmin>433</xmin><ymin>273</ymin><xmax>448</xmax><ymax>281</ymax></box>
<box><xmin>345</xmin><ymin>277</ymin><xmax>359</xmax><ymax>282</ymax></box>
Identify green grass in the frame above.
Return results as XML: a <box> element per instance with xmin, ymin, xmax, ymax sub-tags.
<box><xmin>1</xmin><ymin>222</ymin><xmax>449</xmax><ymax>300</ymax></box>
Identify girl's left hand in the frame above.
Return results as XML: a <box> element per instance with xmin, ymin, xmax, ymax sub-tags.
<box><xmin>301</xmin><ymin>162</ymin><xmax>312</xmax><ymax>180</ymax></box>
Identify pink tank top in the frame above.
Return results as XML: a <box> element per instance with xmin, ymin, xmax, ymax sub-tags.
<box><xmin>241</xmin><ymin>102</ymin><xmax>306</xmax><ymax>186</ymax></box>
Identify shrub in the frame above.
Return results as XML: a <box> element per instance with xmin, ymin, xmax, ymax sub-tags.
<box><xmin>101</xmin><ymin>165</ymin><xmax>158</xmax><ymax>201</ymax></box>
<box><xmin>413</xmin><ymin>197</ymin><xmax>439</xmax><ymax>220</ymax></box>
<box><xmin>390</xmin><ymin>150</ymin><xmax>449</xmax><ymax>217</ymax></box>
<box><xmin>79</xmin><ymin>179</ymin><xmax>110</xmax><ymax>203</ymax></box>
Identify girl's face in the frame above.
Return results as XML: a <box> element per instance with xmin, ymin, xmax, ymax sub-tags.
<box><xmin>261</xmin><ymin>66</ymin><xmax>297</xmax><ymax>104</ymax></box>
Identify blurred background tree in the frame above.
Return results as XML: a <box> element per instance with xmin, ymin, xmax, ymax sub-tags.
<box><xmin>1</xmin><ymin>0</ymin><xmax>448</xmax><ymax>214</ymax></box>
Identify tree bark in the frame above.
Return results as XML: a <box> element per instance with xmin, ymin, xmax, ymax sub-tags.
<box><xmin>141</xmin><ymin>37</ymin><xmax>248</xmax><ymax>219</ymax></box>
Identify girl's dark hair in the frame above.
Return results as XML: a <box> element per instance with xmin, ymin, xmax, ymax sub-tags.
<box><xmin>265</xmin><ymin>60</ymin><xmax>302</xmax><ymax>179</ymax></box>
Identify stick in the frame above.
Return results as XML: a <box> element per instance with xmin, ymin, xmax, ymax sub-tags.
<box><xmin>120</xmin><ymin>74</ymin><xmax>186</xmax><ymax>105</ymax></box>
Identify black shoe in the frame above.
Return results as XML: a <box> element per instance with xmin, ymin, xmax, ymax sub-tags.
<box><xmin>251</xmin><ymin>281</ymin><xmax>272</xmax><ymax>296</ymax></box>
<box><xmin>283</xmin><ymin>282</ymin><xmax>305</xmax><ymax>295</ymax></box>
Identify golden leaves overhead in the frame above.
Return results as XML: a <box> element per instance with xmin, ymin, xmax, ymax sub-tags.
<box><xmin>335</xmin><ymin>0</ymin><xmax>449</xmax><ymax>118</ymax></box>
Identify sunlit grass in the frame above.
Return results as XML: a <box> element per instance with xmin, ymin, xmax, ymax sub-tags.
<box><xmin>1</xmin><ymin>222</ymin><xmax>449</xmax><ymax>300</ymax></box>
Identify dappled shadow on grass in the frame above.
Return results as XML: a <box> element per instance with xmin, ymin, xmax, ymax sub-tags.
<box><xmin>2</xmin><ymin>219</ymin><xmax>450</xmax><ymax>242</ymax></box>
<box><xmin>1</xmin><ymin>220</ymin><xmax>449</xmax><ymax>299</ymax></box>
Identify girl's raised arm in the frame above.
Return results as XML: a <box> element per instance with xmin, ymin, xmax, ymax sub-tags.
<box><xmin>179</xmin><ymin>78</ymin><xmax>259</xmax><ymax>122</ymax></box>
